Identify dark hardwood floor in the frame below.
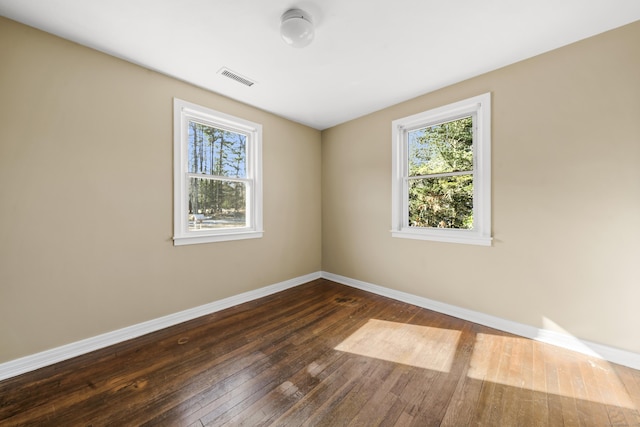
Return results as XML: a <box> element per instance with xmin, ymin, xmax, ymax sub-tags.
<box><xmin>1</xmin><ymin>279</ymin><xmax>639</xmax><ymax>426</ymax></box>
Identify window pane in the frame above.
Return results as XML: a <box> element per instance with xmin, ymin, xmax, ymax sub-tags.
<box><xmin>408</xmin><ymin>116</ymin><xmax>473</xmax><ymax>176</ymax></box>
<box><xmin>408</xmin><ymin>175</ymin><xmax>473</xmax><ymax>229</ymax></box>
<box><xmin>188</xmin><ymin>121</ymin><xmax>246</xmax><ymax>178</ymax></box>
<box><xmin>188</xmin><ymin>178</ymin><xmax>246</xmax><ymax>230</ymax></box>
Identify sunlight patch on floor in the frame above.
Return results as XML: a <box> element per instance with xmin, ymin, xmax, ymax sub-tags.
<box><xmin>334</xmin><ymin>319</ymin><xmax>461</xmax><ymax>372</ymax></box>
<box><xmin>467</xmin><ymin>333</ymin><xmax>636</xmax><ymax>409</ymax></box>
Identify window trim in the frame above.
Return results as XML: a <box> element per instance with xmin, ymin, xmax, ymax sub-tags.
<box><xmin>173</xmin><ymin>98</ymin><xmax>263</xmax><ymax>246</ymax></box>
<box><xmin>391</xmin><ymin>93</ymin><xmax>492</xmax><ymax>246</ymax></box>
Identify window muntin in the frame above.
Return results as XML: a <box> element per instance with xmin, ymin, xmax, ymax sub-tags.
<box><xmin>392</xmin><ymin>93</ymin><xmax>491</xmax><ymax>246</ymax></box>
<box><xmin>174</xmin><ymin>99</ymin><xmax>262</xmax><ymax>245</ymax></box>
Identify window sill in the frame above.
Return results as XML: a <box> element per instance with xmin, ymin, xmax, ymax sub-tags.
<box><xmin>174</xmin><ymin>230</ymin><xmax>263</xmax><ymax>246</ymax></box>
<box><xmin>391</xmin><ymin>229</ymin><xmax>492</xmax><ymax>246</ymax></box>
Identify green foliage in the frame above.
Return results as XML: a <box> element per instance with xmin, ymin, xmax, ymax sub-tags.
<box><xmin>408</xmin><ymin>117</ymin><xmax>474</xmax><ymax>229</ymax></box>
<box><xmin>187</xmin><ymin>122</ymin><xmax>247</xmax><ymax>223</ymax></box>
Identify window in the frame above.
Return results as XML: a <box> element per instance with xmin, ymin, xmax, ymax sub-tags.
<box><xmin>391</xmin><ymin>93</ymin><xmax>491</xmax><ymax>246</ymax></box>
<box><xmin>173</xmin><ymin>98</ymin><xmax>262</xmax><ymax>245</ymax></box>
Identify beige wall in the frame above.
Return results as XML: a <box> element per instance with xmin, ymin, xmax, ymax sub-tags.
<box><xmin>1</xmin><ymin>16</ymin><xmax>639</xmax><ymax>365</ymax></box>
<box><xmin>0</xmin><ymin>17</ymin><xmax>322</xmax><ymax>363</ymax></box>
<box><xmin>322</xmin><ymin>21</ymin><xmax>640</xmax><ymax>354</ymax></box>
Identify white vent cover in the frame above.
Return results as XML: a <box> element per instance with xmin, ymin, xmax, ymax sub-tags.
<box><xmin>218</xmin><ymin>67</ymin><xmax>256</xmax><ymax>87</ymax></box>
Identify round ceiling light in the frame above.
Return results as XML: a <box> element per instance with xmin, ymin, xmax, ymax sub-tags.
<box><xmin>280</xmin><ymin>8</ymin><xmax>314</xmax><ymax>48</ymax></box>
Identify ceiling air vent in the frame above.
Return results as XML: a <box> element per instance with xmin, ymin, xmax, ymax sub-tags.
<box><xmin>218</xmin><ymin>67</ymin><xmax>256</xmax><ymax>87</ymax></box>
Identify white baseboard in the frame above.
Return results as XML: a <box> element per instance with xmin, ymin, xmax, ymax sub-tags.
<box><xmin>0</xmin><ymin>272</ymin><xmax>322</xmax><ymax>381</ymax></box>
<box><xmin>321</xmin><ymin>271</ymin><xmax>640</xmax><ymax>371</ymax></box>
<box><xmin>3</xmin><ymin>270</ymin><xmax>638</xmax><ymax>381</ymax></box>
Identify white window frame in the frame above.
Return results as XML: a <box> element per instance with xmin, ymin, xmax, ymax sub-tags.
<box><xmin>391</xmin><ymin>92</ymin><xmax>491</xmax><ymax>246</ymax></box>
<box><xmin>173</xmin><ymin>98</ymin><xmax>263</xmax><ymax>246</ymax></box>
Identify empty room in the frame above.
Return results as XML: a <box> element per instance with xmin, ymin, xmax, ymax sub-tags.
<box><xmin>1</xmin><ymin>1</ymin><xmax>639</xmax><ymax>425</ymax></box>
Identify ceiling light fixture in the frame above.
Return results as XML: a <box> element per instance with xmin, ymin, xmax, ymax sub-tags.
<box><xmin>280</xmin><ymin>8</ymin><xmax>314</xmax><ymax>48</ymax></box>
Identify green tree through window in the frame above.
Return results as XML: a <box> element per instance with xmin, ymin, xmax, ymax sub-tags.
<box><xmin>187</xmin><ymin>121</ymin><xmax>247</xmax><ymax>230</ymax></box>
<box><xmin>391</xmin><ymin>92</ymin><xmax>490</xmax><ymax>246</ymax></box>
<box><xmin>173</xmin><ymin>98</ymin><xmax>263</xmax><ymax>245</ymax></box>
<box><xmin>408</xmin><ymin>117</ymin><xmax>473</xmax><ymax>229</ymax></box>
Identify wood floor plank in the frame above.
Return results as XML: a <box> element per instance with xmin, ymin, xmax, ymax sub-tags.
<box><xmin>346</xmin><ymin>363</ymin><xmax>406</xmax><ymax>427</ymax></box>
<box><xmin>439</xmin><ymin>323</ymin><xmax>488</xmax><ymax>426</ymax></box>
<box><xmin>579</xmin><ymin>361</ymin><xmax>612</xmax><ymax>426</ymax></box>
<box><xmin>556</xmin><ymin>350</ymin><xmax>582</xmax><ymax>426</ymax></box>
<box><xmin>403</xmin><ymin>313</ymin><xmax>475</xmax><ymax>426</ymax></box>
<box><xmin>515</xmin><ymin>338</ymin><xmax>536</xmax><ymax>424</ymax></box>
<box><xmin>266</xmin><ymin>353</ymin><xmax>352</xmax><ymax>426</ymax></box>
<box><xmin>486</xmin><ymin>333</ymin><xmax>514</xmax><ymax>426</ymax></box>
<box><xmin>303</xmin><ymin>357</ymin><xmax>380</xmax><ymax>427</ymax></box>
<box><xmin>544</xmin><ymin>345</ymin><xmax>568</xmax><ymax>426</ymax></box>
<box><xmin>531</xmin><ymin>341</ymin><xmax>550</xmax><ymax>427</ymax></box>
<box><xmin>471</xmin><ymin>329</ymin><xmax>507</xmax><ymax>425</ymax></box>
<box><xmin>203</xmin><ymin>285</ymin><xmax>405</xmax><ymax>426</ymax></box>
<box><xmin>1</xmin><ymin>278</ymin><xmax>639</xmax><ymax>426</ymax></box>
<box><xmin>614</xmin><ymin>363</ymin><xmax>640</xmax><ymax>425</ymax></box>
<box><xmin>590</xmin><ymin>356</ymin><xmax>640</xmax><ymax>426</ymax></box>
<box><xmin>500</xmin><ymin>335</ymin><xmax>530</xmax><ymax>426</ymax></box>
<box><xmin>141</xmin><ymin>282</ymin><xmax>371</xmax><ymax>426</ymax></box>
<box><xmin>571</xmin><ymin>361</ymin><xmax>595</xmax><ymax>426</ymax></box>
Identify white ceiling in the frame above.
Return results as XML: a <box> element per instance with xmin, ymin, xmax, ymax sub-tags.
<box><xmin>1</xmin><ymin>1</ymin><xmax>639</xmax><ymax>130</ymax></box>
